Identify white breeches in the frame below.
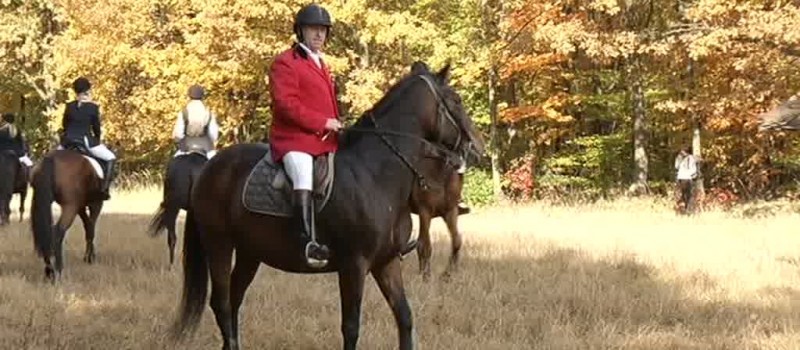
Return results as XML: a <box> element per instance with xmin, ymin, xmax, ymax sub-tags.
<box><xmin>283</xmin><ymin>151</ymin><xmax>313</xmax><ymax>191</ymax></box>
<box><xmin>19</xmin><ymin>156</ymin><xmax>32</xmax><ymax>167</ymax></box>
<box><xmin>57</xmin><ymin>137</ymin><xmax>116</xmax><ymax>161</ymax></box>
<box><xmin>89</xmin><ymin>144</ymin><xmax>116</xmax><ymax>161</ymax></box>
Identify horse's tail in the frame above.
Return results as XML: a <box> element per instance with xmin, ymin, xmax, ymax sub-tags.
<box><xmin>146</xmin><ymin>180</ymin><xmax>181</xmax><ymax>238</ymax></box>
<box><xmin>150</xmin><ymin>157</ymin><xmax>196</xmax><ymax>237</ymax></box>
<box><xmin>31</xmin><ymin>156</ymin><xmax>55</xmax><ymax>258</ymax></box>
<box><xmin>171</xmin><ymin>205</ymin><xmax>208</xmax><ymax>339</ymax></box>
<box><xmin>146</xmin><ymin>202</ymin><xmax>169</xmax><ymax>237</ymax></box>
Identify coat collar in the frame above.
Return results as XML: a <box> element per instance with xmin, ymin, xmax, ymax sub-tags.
<box><xmin>292</xmin><ymin>44</ymin><xmax>332</xmax><ymax>86</ymax></box>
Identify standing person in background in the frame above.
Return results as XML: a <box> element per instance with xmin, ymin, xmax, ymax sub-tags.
<box><xmin>675</xmin><ymin>146</ymin><xmax>698</xmax><ymax>214</ymax></box>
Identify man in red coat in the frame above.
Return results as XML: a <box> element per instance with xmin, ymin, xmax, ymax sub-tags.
<box><xmin>268</xmin><ymin>3</ymin><xmax>343</xmax><ymax>268</ymax></box>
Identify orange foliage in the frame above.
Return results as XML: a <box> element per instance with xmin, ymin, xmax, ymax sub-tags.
<box><xmin>500</xmin><ymin>92</ymin><xmax>572</xmax><ymax>124</ymax></box>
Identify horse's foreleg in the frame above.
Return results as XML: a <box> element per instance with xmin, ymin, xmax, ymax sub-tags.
<box><xmin>442</xmin><ymin>207</ymin><xmax>462</xmax><ymax>278</ymax></box>
<box><xmin>416</xmin><ymin>210</ymin><xmax>433</xmax><ymax>281</ymax></box>
<box><xmin>339</xmin><ymin>258</ymin><xmax>368</xmax><ymax>350</ymax></box>
<box><xmin>372</xmin><ymin>257</ymin><xmax>414</xmax><ymax>350</ymax></box>
<box><xmin>229</xmin><ymin>254</ymin><xmax>260</xmax><ymax>347</ymax></box>
<box><xmin>207</xmin><ymin>236</ymin><xmax>236</xmax><ymax>350</ymax></box>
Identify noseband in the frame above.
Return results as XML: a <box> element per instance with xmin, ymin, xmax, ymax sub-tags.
<box><xmin>347</xmin><ymin>75</ymin><xmax>469</xmax><ymax>191</ymax></box>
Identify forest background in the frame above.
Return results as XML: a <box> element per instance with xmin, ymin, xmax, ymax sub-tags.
<box><xmin>3</xmin><ymin>0</ymin><xmax>800</xmax><ymax>207</ymax></box>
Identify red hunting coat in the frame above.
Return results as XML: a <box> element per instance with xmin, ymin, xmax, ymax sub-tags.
<box><xmin>268</xmin><ymin>46</ymin><xmax>339</xmax><ymax>162</ymax></box>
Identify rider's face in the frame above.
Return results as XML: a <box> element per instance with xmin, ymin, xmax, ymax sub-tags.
<box><xmin>301</xmin><ymin>25</ymin><xmax>328</xmax><ymax>52</ymax></box>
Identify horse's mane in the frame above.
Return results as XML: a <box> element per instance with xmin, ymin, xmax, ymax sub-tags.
<box><xmin>340</xmin><ymin>66</ymin><xmax>437</xmax><ymax>148</ymax></box>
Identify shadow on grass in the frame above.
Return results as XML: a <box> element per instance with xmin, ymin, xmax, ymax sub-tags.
<box><xmin>406</xmin><ymin>242</ymin><xmax>800</xmax><ymax>350</ymax></box>
<box><xmin>0</xmin><ymin>212</ymin><xmax>179</xmax><ymax>278</ymax></box>
<box><xmin>0</xmin><ymin>213</ymin><xmax>798</xmax><ymax>349</ymax></box>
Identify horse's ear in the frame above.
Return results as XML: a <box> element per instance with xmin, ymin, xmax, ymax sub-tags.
<box><xmin>436</xmin><ymin>63</ymin><xmax>451</xmax><ymax>84</ymax></box>
<box><xmin>411</xmin><ymin>61</ymin><xmax>429</xmax><ymax>74</ymax></box>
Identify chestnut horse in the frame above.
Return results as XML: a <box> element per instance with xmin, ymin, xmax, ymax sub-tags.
<box><xmin>30</xmin><ymin>148</ymin><xmax>106</xmax><ymax>282</ymax></box>
<box><xmin>410</xmin><ymin>158</ymin><xmax>472</xmax><ymax>280</ymax></box>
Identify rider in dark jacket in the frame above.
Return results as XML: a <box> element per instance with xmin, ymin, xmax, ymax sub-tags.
<box><xmin>60</xmin><ymin>77</ymin><xmax>117</xmax><ymax>200</ymax></box>
<box><xmin>0</xmin><ymin>113</ymin><xmax>31</xmax><ymax>163</ymax></box>
<box><xmin>0</xmin><ymin>112</ymin><xmax>32</xmax><ymax>189</ymax></box>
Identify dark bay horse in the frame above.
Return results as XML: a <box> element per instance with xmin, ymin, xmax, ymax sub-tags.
<box><xmin>0</xmin><ymin>150</ymin><xmax>28</xmax><ymax>225</ymax></box>
<box><xmin>30</xmin><ymin>149</ymin><xmax>106</xmax><ymax>282</ymax></box>
<box><xmin>147</xmin><ymin>151</ymin><xmax>207</xmax><ymax>265</ymax></box>
<box><xmin>171</xmin><ymin>63</ymin><xmax>484</xmax><ymax>350</ymax></box>
<box><xmin>410</xmin><ymin>159</ymin><xmax>469</xmax><ymax>281</ymax></box>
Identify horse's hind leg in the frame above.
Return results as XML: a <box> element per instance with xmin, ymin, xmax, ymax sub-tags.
<box><xmin>53</xmin><ymin>205</ymin><xmax>79</xmax><ymax>280</ymax></box>
<box><xmin>207</xmin><ymin>234</ymin><xmax>237</xmax><ymax>350</ymax></box>
<box><xmin>81</xmin><ymin>201</ymin><xmax>103</xmax><ymax>264</ymax></box>
<box><xmin>416</xmin><ymin>210</ymin><xmax>433</xmax><ymax>281</ymax></box>
<box><xmin>442</xmin><ymin>207</ymin><xmax>462</xmax><ymax>278</ymax></box>
<box><xmin>18</xmin><ymin>188</ymin><xmax>27</xmax><ymax>222</ymax></box>
<box><xmin>43</xmin><ymin>255</ymin><xmax>56</xmax><ymax>282</ymax></box>
<box><xmin>229</xmin><ymin>253</ymin><xmax>260</xmax><ymax>346</ymax></box>
<box><xmin>165</xmin><ymin>206</ymin><xmax>179</xmax><ymax>266</ymax></box>
<box><xmin>372</xmin><ymin>257</ymin><xmax>414</xmax><ymax>350</ymax></box>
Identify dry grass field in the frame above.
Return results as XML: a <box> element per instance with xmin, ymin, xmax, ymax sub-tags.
<box><xmin>1</xmin><ymin>188</ymin><xmax>800</xmax><ymax>349</ymax></box>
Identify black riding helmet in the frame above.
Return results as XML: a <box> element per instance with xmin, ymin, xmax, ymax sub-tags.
<box><xmin>72</xmin><ymin>77</ymin><xmax>91</xmax><ymax>94</ymax></box>
<box><xmin>293</xmin><ymin>3</ymin><xmax>333</xmax><ymax>42</ymax></box>
<box><xmin>188</xmin><ymin>84</ymin><xmax>205</xmax><ymax>100</ymax></box>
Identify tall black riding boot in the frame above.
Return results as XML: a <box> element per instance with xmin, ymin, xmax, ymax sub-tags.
<box><xmin>101</xmin><ymin>160</ymin><xmax>116</xmax><ymax>200</ymax></box>
<box><xmin>293</xmin><ymin>189</ymin><xmax>329</xmax><ymax>268</ymax></box>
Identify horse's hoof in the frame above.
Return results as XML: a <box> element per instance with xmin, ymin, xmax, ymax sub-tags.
<box><xmin>421</xmin><ymin>269</ymin><xmax>432</xmax><ymax>282</ymax></box>
<box><xmin>44</xmin><ymin>268</ymin><xmax>60</xmax><ymax>284</ymax></box>
<box><xmin>84</xmin><ymin>253</ymin><xmax>96</xmax><ymax>264</ymax></box>
<box><xmin>440</xmin><ymin>271</ymin><xmax>453</xmax><ymax>283</ymax></box>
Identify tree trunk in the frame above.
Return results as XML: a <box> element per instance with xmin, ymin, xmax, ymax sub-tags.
<box><xmin>692</xmin><ymin>121</ymin><xmax>703</xmax><ymax>185</ymax></box>
<box><xmin>482</xmin><ymin>0</ymin><xmax>504</xmax><ymax>200</ymax></box>
<box><xmin>686</xmin><ymin>59</ymin><xmax>704</xmax><ymax>203</ymax></box>
<box><xmin>360</xmin><ymin>38</ymin><xmax>369</xmax><ymax>68</ymax></box>
<box><xmin>630</xmin><ymin>58</ymin><xmax>649</xmax><ymax>194</ymax></box>
<box><xmin>488</xmin><ymin>64</ymin><xmax>503</xmax><ymax>199</ymax></box>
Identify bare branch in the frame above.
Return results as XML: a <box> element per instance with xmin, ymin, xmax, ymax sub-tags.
<box><xmin>735</xmin><ymin>37</ymin><xmax>800</xmax><ymax>57</ymax></box>
<box><xmin>21</xmin><ymin>70</ymin><xmax>48</xmax><ymax>101</ymax></box>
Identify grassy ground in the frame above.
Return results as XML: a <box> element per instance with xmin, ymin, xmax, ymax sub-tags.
<box><xmin>1</xmin><ymin>188</ymin><xmax>799</xmax><ymax>349</ymax></box>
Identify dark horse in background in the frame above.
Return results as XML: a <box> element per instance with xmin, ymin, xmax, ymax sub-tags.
<box><xmin>758</xmin><ymin>94</ymin><xmax>800</xmax><ymax>131</ymax></box>
<box><xmin>171</xmin><ymin>62</ymin><xmax>484</xmax><ymax>350</ymax></box>
<box><xmin>30</xmin><ymin>146</ymin><xmax>107</xmax><ymax>282</ymax></box>
<box><xmin>0</xmin><ymin>151</ymin><xmax>28</xmax><ymax>225</ymax></box>
<box><xmin>147</xmin><ymin>151</ymin><xmax>207</xmax><ymax>265</ymax></box>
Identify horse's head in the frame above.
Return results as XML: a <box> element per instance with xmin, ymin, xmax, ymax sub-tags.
<box><xmin>758</xmin><ymin>94</ymin><xmax>800</xmax><ymax>132</ymax></box>
<box><xmin>343</xmin><ymin>61</ymin><xmax>486</xmax><ymax>181</ymax></box>
<box><xmin>388</xmin><ymin>61</ymin><xmax>485</xmax><ymax>165</ymax></box>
